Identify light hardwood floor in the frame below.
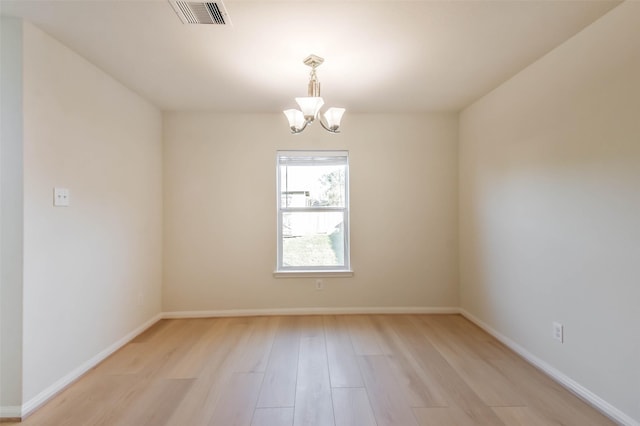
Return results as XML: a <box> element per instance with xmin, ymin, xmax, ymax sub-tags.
<box><xmin>8</xmin><ymin>315</ymin><xmax>614</xmax><ymax>425</ymax></box>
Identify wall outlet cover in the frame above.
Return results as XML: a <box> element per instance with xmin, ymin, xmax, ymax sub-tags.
<box><xmin>54</xmin><ymin>187</ymin><xmax>70</xmax><ymax>206</ymax></box>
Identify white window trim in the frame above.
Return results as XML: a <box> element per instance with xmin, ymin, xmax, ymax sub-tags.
<box><xmin>275</xmin><ymin>150</ymin><xmax>351</xmax><ymax>275</ymax></box>
<box><xmin>273</xmin><ymin>270</ymin><xmax>354</xmax><ymax>278</ymax></box>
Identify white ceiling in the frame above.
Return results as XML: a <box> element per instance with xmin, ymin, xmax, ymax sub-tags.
<box><xmin>1</xmin><ymin>0</ymin><xmax>621</xmax><ymax>113</ymax></box>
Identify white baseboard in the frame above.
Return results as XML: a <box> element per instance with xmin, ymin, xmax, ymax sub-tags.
<box><xmin>459</xmin><ymin>309</ymin><xmax>639</xmax><ymax>426</ymax></box>
<box><xmin>0</xmin><ymin>405</ymin><xmax>21</xmax><ymax>419</ymax></box>
<box><xmin>17</xmin><ymin>313</ymin><xmax>162</xmax><ymax>419</ymax></box>
<box><xmin>162</xmin><ymin>306</ymin><xmax>461</xmax><ymax>319</ymax></box>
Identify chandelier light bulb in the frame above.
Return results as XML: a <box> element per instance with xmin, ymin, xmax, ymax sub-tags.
<box><xmin>323</xmin><ymin>107</ymin><xmax>346</xmax><ymax>132</ymax></box>
<box><xmin>283</xmin><ymin>109</ymin><xmax>306</xmax><ymax>133</ymax></box>
<box><xmin>295</xmin><ymin>97</ymin><xmax>324</xmax><ymax>121</ymax></box>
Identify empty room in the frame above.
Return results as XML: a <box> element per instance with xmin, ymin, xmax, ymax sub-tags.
<box><xmin>1</xmin><ymin>0</ymin><xmax>638</xmax><ymax>425</ymax></box>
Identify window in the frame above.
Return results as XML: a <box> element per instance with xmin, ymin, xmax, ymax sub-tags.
<box><xmin>276</xmin><ymin>151</ymin><xmax>351</xmax><ymax>274</ymax></box>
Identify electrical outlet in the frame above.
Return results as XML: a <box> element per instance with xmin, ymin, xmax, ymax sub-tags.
<box><xmin>53</xmin><ymin>187</ymin><xmax>70</xmax><ymax>207</ymax></box>
<box><xmin>553</xmin><ymin>322</ymin><xmax>564</xmax><ymax>343</ymax></box>
<box><xmin>315</xmin><ymin>279</ymin><xmax>324</xmax><ymax>291</ymax></box>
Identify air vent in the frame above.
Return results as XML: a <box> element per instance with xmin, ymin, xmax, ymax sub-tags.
<box><xmin>169</xmin><ymin>1</ymin><xmax>231</xmax><ymax>25</ymax></box>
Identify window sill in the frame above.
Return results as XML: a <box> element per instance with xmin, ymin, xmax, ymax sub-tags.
<box><xmin>273</xmin><ymin>270</ymin><xmax>354</xmax><ymax>278</ymax></box>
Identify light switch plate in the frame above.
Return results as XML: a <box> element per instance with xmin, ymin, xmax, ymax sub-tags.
<box><xmin>53</xmin><ymin>187</ymin><xmax>70</xmax><ymax>206</ymax></box>
<box><xmin>553</xmin><ymin>321</ymin><xmax>564</xmax><ymax>343</ymax></box>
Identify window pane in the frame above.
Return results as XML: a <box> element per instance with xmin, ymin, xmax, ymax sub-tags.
<box><xmin>282</xmin><ymin>211</ymin><xmax>345</xmax><ymax>267</ymax></box>
<box><xmin>280</xmin><ymin>164</ymin><xmax>346</xmax><ymax>208</ymax></box>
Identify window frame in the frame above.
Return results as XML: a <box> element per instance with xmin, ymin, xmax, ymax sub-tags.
<box><xmin>275</xmin><ymin>150</ymin><xmax>352</xmax><ymax>276</ymax></box>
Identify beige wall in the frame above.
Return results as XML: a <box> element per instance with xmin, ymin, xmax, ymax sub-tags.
<box><xmin>0</xmin><ymin>17</ymin><xmax>24</xmax><ymax>414</ymax></box>
<box><xmin>459</xmin><ymin>2</ymin><xmax>640</xmax><ymax>423</ymax></box>
<box><xmin>21</xmin><ymin>22</ymin><xmax>163</xmax><ymax>405</ymax></box>
<box><xmin>163</xmin><ymin>112</ymin><xmax>459</xmax><ymax>313</ymax></box>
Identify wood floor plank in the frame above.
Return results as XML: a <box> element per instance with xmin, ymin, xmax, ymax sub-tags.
<box><xmin>365</xmin><ymin>314</ymin><xmax>395</xmax><ymax>354</ymax></box>
<box><xmin>331</xmin><ymin>387</ymin><xmax>377</xmax><ymax>426</ymax></box>
<box><xmin>413</xmin><ymin>406</ymin><xmax>480</xmax><ymax>426</ymax></box>
<box><xmin>79</xmin><ymin>376</ymin><xmax>156</xmax><ymax>426</ymax></box>
<box><xmin>151</xmin><ymin>319</ymin><xmax>224</xmax><ymax>379</ymax></box>
<box><xmin>164</xmin><ymin>317</ymin><xmax>233</xmax><ymax>379</ymax></box>
<box><xmin>208</xmin><ymin>372</ymin><xmax>264</xmax><ymax>426</ymax></box>
<box><xmin>234</xmin><ymin>316</ymin><xmax>280</xmax><ymax>373</ymax></box>
<box><xmin>99</xmin><ymin>319</ymin><xmax>187</xmax><ymax>376</ymax></box>
<box><xmin>489</xmin><ymin>358</ymin><xmax>615</xmax><ymax>426</ymax></box>
<box><xmin>130</xmin><ymin>319</ymin><xmax>174</xmax><ymax>343</ymax></box>
<box><xmin>256</xmin><ymin>316</ymin><xmax>301</xmax><ymax>408</ymax></box>
<box><xmin>323</xmin><ymin>315</ymin><xmax>364</xmax><ymax>388</ymax></box>
<box><xmin>102</xmin><ymin>319</ymin><xmax>212</xmax><ymax>379</ymax></box>
<box><xmin>432</xmin><ymin>315</ymin><xmax>525</xmax><ymax>363</ymax></box>
<box><xmin>251</xmin><ymin>408</ymin><xmax>294</xmax><ymax>426</ymax></box>
<box><xmin>164</xmin><ymin>321</ymin><xmax>255</xmax><ymax>425</ymax></box>
<box><xmin>413</xmin><ymin>315</ymin><xmax>525</xmax><ymax>407</ymax></box>
<box><xmin>370</xmin><ymin>315</ymin><xmax>449</xmax><ymax>407</ymax></box>
<box><xmin>14</xmin><ymin>374</ymin><xmax>141</xmax><ymax>426</ymax></box>
<box><xmin>357</xmin><ymin>355</ymin><xmax>419</xmax><ymax>426</ymax></box>
<box><xmin>492</xmin><ymin>406</ymin><xmax>556</xmax><ymax>426</ymax></box>
<box><xmin>97</xmin><ymin>342</ymin><xmax>148</xmax><ymax>376</ymax></box>
<box><xmin>345</xmin><ymin>315</ymin><xmax>386</xmax><ymax>355</ymax></box>
<box><xmin>113</xmin><ymin>378</ymin><xmax>194</xmax><ymax>426</ymax></box>
<box><xmin>293</xmin><ymin>335</ymin><xmax>334</xmax><ymax>426</ymax></box>
<box><xmin>299</xmin><ymin>315</ymin><xmax>325</xmax><ymax>338</ymax></box>
<box><xmin>385</xmin><ymin>315</ymin><xmax>505</xmax><ymax>425</ymax></box>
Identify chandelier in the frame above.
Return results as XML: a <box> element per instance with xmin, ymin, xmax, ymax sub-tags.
<box><xmin>283</xmin><ymin>54</ymin><xmax>345</xmax><ymax>134</ymax></box>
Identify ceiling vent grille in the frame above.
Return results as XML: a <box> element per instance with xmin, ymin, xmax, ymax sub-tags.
<box><xmin>169</xmin><ymin>1</ymin><xmax>231</xmax><ymax>25</ymax></box>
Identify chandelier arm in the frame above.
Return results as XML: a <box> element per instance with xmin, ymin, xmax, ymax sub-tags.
<box><xmin>318</xmin><ymin>115</ymin><xmax>340</xmax><ymax>133</ymax></box>
<box><xmin>290</xmin><ymin>119</ymin><xmax>309</xmax><ymax>134</ymax></box>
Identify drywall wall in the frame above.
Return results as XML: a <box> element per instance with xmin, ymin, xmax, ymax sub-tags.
<box><xmin>20</xmin><ymin>22</ymin><xmax>163</xmax><ymax>405</ymax></box>
<box><xmin>163</xmin><ymin>113</ymin><xmax>458</xmax><ymax>313</ymax></box>
<box><xmin>0</xmin><ymin>17</ymin><xmax>24</xmax><ymax>415</ymax></box>
<box><xmin>459</xmin><ymin>2</ymin><xmax>639</xmax><ymax>423</ymax></box>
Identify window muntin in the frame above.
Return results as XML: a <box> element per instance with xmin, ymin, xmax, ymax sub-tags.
<box><xmin>277</xmin><ymin>151</ymin><xmax>350</xmax><ymax>272</ymax></box>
